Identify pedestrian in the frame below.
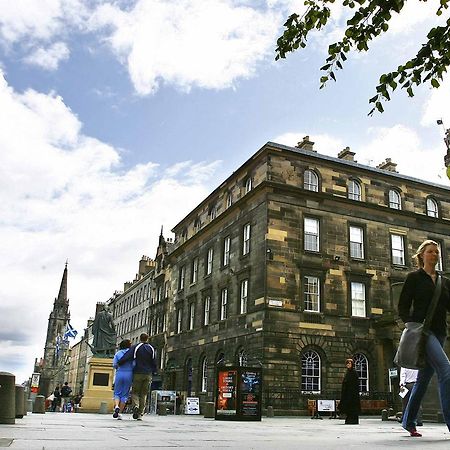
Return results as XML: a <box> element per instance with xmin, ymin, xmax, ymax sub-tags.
<box><xmin>399</xmin><ymin>367</ymin><xmax>422</xmax><ymax>426</ymax></box>
<box><xmin>398</xmin><ymin>239</ymin><xmax>450</xmax><ymax>437</ymax></box>
<box><xmin>118</xmin><ymin>333</ymin><xmax>157</xmax><ymax>421</ymax></box>
<box><xmin>51</xmin><ymin>385</ymin><xmax>61</xmax><ymax>412</ymax></box>
<box><xmin>112</xmin><ymin>339</ymin><xmax>134</xmax><ymax>420</ymax></box>
<box><xmin>60</xmin><ymin>382</ymin><xmax>72</xmax><ymax>412</ymax></box>
<box><xmin>338</xmin><ymin>358</ymin><xmax>361</xmax><ymax>424</ymax></box>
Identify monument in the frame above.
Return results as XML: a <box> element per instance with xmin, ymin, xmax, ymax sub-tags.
<box><xmin>81</xmin><ymin>305</ymin><xmax>117</xmax><ymax>412</ymax></box>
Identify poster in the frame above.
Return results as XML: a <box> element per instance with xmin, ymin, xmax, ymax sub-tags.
<box><xmin>185</xmin><ymin>397</ymin><xmax>200</xmax><ymax>415</ymax></box>
<box><xmin>31</xmin><ymin>372</ymin><xmax>40</xmax><ymax>393</ymax></box>
<box><xmin>240</xmin><ymin>370</ymin><xmax>261</xmax><ymax>417</ymax></box>
<box><xmin>216</xmin><ymin>370</ymin><xmax>237</xmax><ymax>415</ymax></box>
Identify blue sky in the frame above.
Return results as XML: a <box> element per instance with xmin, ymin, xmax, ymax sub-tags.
<box><xmin>1</xmin><ymin>0</ymin><xmax>449</xmax><ymax>384</ymax></box>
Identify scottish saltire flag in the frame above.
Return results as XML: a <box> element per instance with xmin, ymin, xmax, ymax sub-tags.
<box><xmin>64</xmin><ymin>323</ymin><xmax>78</xmax><ymax>340</ymax></box>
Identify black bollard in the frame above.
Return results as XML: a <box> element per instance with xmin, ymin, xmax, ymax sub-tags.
<box><xmin>0</xmin><ymin>372</ymin><xmax>16</xmax><ymax>424</ymax></box>
<box><xmin>15</xmin><ymin>385</ymin><xmax>24</xmax><ymax>418</ymax></box>
<box><xmin>33</xmin><ymin>395</ymin><xmax>45</xmax><ymax>414</ymax></box>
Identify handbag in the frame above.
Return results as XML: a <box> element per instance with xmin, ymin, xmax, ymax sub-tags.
<box><xmin>394</xmin><ymin>275</ymin><xmax>442</xmax><ymax>369</ymax></box>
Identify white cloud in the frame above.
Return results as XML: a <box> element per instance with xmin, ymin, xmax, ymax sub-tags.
<box><xmin>24</xmin><ymin>42</ymin><xmax>70</xmax><ymax>70</ymax></box>
<box><xmin>421</xmin><ymin>75</ymin><xmax>450</xmax><ymax>128</ymax></box>
<box><xmin>90</xmin><ymin>0</ymin><xmax>281</xmax><ymax>95</ymax></box>
<box><xmin>0</xmin><ymin>0</ymin><xmax>88</xmax><ymax>44</ymax></box>
<box><xmin>0</xmin><ymin>71</ymin><xmax>219</xmax><ymax>383</ymax></box>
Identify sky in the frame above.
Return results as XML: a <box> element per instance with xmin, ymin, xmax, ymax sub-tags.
<box><xmin>1</xmin><ymin>0</ymin><xmax>449</xmax><ymax>384</ymax></box>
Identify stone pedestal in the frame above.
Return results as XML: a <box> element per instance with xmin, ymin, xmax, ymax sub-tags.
<box><xmin>0</xmin><ymin>372</ymin><xmax>15</xmax><ymax>424</ymax></box>
<box><xmin>80</xmin><ymin>357</ymin><xmax>114</xmax><ymax>413</ymax></box>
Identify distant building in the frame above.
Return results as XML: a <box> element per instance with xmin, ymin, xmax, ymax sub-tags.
<box><xmin>38</xmin><ymin>263</ymin><xmax>71</xmax><ymax>397</ymax></box>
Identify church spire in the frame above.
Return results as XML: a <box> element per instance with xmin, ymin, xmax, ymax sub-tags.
<box><xmin>56</xmin><ymin>261</ymin><xmax>68</xmax><ymax>304</ymax></box>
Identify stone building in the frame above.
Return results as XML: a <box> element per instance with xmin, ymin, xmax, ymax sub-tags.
<box><xmin>38</xmin><ymin>263</ymin><xmax>71</xmax><ymax>397</ymax></box>
<box><xmin>162</xmin><ymin>139</ymin><xmax>450</xmax><ymax>414</ymax></box>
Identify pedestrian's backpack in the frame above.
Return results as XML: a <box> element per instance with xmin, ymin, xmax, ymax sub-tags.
<box><xmin>61</xmin><ymin>385</ymin><xmax>72</xmax><ymax>396</ymax></box>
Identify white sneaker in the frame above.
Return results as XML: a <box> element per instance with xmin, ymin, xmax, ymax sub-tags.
<box><xmin>117</xmin><ymin>414</ymin><xmax>122</xmax><ymax>420</ymax></box>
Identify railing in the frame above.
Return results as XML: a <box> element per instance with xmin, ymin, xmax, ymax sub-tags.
<box><xmin>262</xmin><ymin>389</ymin><xmax>395</xmax><ymax>412</ymax></box>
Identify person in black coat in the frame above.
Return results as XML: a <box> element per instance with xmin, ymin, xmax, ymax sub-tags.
<box><xmin>338</xmin><ymin>358</ymin><xmax>361</xmax><ymax>424</ymax></box>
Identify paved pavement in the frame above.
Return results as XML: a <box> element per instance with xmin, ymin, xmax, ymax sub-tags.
<box><xmin>1</xmin><ymin>413</ymin><xmax>449</xmax><ymax>449</ymax></box>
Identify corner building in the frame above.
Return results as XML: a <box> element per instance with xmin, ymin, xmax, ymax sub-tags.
<box><xmin>167</xmin><ymin>140</ymin><xmax>450</xmax><ymax>414</ymax></box>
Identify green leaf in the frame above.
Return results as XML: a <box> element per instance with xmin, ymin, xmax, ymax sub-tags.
<box><xmin>431</xmin><ymin>78</ymin><xmax>440</xmax><ymax>88</ymax></box>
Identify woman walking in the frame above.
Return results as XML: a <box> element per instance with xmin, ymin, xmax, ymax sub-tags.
<box><xmin>112</xmin><ymin>339</ymin><xmax>134</xmax><ymax>420</ymax></box>
<box><xmin>398</xmin><ymin>239</ymin><xmax>450</xmax><ymax>437</ymax></box>
<box><xmin>338</xmin><ymin>358</ymin><xmax>361</xmax><ymax>424</ymax></box>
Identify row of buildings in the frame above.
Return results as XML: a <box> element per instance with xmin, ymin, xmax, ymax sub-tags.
<box><xmin>37</xmin><ymin>138</ymin><xmax>450</xmax><ymax>414</ymax></box>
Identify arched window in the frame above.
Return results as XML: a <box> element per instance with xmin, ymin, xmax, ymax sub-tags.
<box><xmin>348</xmin><ymin>180</ymin><xmax>361</xmax><ymax>201</ymax></box>
<box><xmin>426</xmin><ymin>198</ymin><xmax>439</xmax><ymax>218</ymax></box>
<box><xmin>301</xmin><ymin>350</ymin><xmax>321</xmax><ymax>393</ymax></box>
<box><xmin>388</xmin><ymin>189</ymin><xmax>401</xmax><ymax>210</ymax></box>
<box><xmin>194</xmin><ymin>218</ymin><xmax>201</xmax><ymax>231</ymax></box>
<box><xmin>216</xmin><ymin>352</ymin><xmax>225</xmax><ymax>366</ymax></box>
<box><xmin>304</xmin><ymin>169</ymin><xmax>319</xmax><ymax>192</ymax></box>
<box><xmin>201</xmin><ymin>357</ymin><xmax>208</xmax><ymax>392</ymax></box>
<box><xmin>237</xmin><ymin>348</ymin><xmax>248</xmax><ymax>367</ymax></box>
<box><xmin>353</xmin><ymin>353</ymin><xmax>369</xmax><ymax>392</ymax></box>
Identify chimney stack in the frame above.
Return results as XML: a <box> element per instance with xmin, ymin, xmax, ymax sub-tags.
<box><xmin>337</xmin><ymin>146</ymin><xmax>356</xmax><ymax>161</ymax></box>
<box><xmin>296</xmin><ymin>136</ymin><xmax>316</xmax><ymax>152</ymax></box>
<box><xmin>376</xmin><ymin>158</ymin><xmax>398</xmax><ymax>172</ymax></box>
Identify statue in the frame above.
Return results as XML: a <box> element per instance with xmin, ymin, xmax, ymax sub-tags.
<box><xmin>91</xmin><ymin>305</ymin><xmax>117</xmax><ymax>357</ymax></box>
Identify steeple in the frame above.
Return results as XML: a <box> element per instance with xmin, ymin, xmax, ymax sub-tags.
<box><xmin>56</xmin><ymin>261</ymin><xmax>68</xmax><ymax>305</ymax></box>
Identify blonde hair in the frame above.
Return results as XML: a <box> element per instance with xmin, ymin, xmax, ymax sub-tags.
<box><xmin>412</xmin><ymin>239</ymin><xmax>439</xmax><ymax>268</ymax></box>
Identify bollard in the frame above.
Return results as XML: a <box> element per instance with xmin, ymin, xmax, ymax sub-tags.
<box><xmin>22</xmin><ymin>391</ymin><xmax>27</xmax><ymax>416</ymax></box>
<box><xmin>157</xmin><ymin>403</ymin><xmax>167</xmax><ymax>416</ymax></box>
<box><xmin>381</xmin><ymin>409</ymin><xmax>388</xmax><ymax>421</ymax></box>
<box><xmin>27</xmin><ymin>399</ymin><xmax>33</xmax><ymax>412</ymax></box>
<box><xmin>15</xmin><ymin>385</ymin><xmax>24</xmax><ymax>418</ymax></box>
<box><xmin>0</xmin><ymin>372</ymin><xmax>15</xmax><ymax>424</ymax></box>
<box><xmin>203</xmin><ymin>402</ymin><xmax>215</xmax><ymax>418</ymax></box>
<box><xmin>99</xmin><ymin>401</ymin><xmax>108</xmax><ymax>414</ymax></box>
<box><xmin>437</xmin><ymin>411</ymin><xmax>444</xmax><ymax>423</ymax></box>
<box><xmin>266</xmin><ymin>406</ymin><xmax>274</xmax><ymax>417</ymax></box>
<box><xmin>33</xmin><ymin>395</ymin><xmax>45</xmax><ymax>414</ymax></box>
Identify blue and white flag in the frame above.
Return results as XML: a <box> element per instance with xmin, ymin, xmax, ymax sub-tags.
<box><xmin>64</xmin><ymin>322</ymin><xmax>78</xmax><ymax>340</ymax></box>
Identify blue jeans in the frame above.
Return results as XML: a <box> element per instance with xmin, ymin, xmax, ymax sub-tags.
<box><xmin>402</xmin><ymin>333</ymin><xmax>450</xmax><ymax>431</ymax></box>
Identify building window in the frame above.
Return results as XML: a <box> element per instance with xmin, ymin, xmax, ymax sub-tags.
<box><xmin>191</xmin><ymin>257</ymin><xmax>198</xmax><ymax>284</ymax></box>
<box><xmin>243</xmin><ymin>223</ymin><xmax>251</xmax><ymax>255</ymax></box>
<box><xmin>244</xmin><ymin>177</ymin><xmax>252</xmax><ymax>194</ymax></box>
<box><xmin>348</xmin><ymin>179</ymin><xmax>361</xmax><ymax>201</ymax></box>
<box><xmin>223</xmin><ymin>236</ymin><xmax>231</xmax><ymax>266</ymax></box>
<box><xmin>201</xmin><ymin>357</ymin><xmax>208</xmax><ymax>392</ymax></box>
<box><xmin>391</xmin><ymin>234</ymin><xmax>405</xmax><ymax>265</ymax></box>
<box><xmin>210</xmin><ymin>205</ymin><xmax>217</xmax><ymax>220</ymax></box>
<box><xmin>164</xmin><ymin>281</ymin><xmax>170</xmax><ymax>299</ymax></box>
<box><xmin>226</xmin><ymin>192</ymin><xmax>233</xmax><ymax>208</ymax></box>
<box><xmin>304</xmin><ymin>169</ymin><xmax>319</xmax><ymax>192</ymax></box>
<box><xmin>189</xmin><ymin>303</ymin><xmax>195</xmax><ymax>330</ymax></box>
<box><xmin>351</xmin><ymin>281</ymin><xmax>366</xmax><ymax>317</ymax></box>
<box><xmin>220</xmin><ymin>288</ymin><xmax>228</xmax><ymax>320</ymax></box>
<box><xmin>176</xmin><ymin>307</ymin><xmax>183</xmax><ymax>334</ymax></box>
<box><xmin>157</xmin><ymin>285</ymin><xmax>162</xmax><ymax>302</ymax></box>
<box><xmin>301</xmin><ymin>350</ymin><xmax>321</xmax><ymax>393</ymax></box>
<box><xmin>203</xmin><ymin>296</ymin><xmax>210</xmax><ymax>326</ymax></box>
<box><xmin>389</xmin><ymin>189</ymin><xmax>401</xmax><ymax>210</ymax></box>
<box><xmin>304</xmin><ymin>217</ymin><xmax>319</xmax><ymax>252</ymax></box>
<box><xmin>304</xmin><ymin>276</ymin><xmax>320</xmax><ymax>312</ymax></box>
<box><xmin>237</xmin><ymin>348</ymin><xmax>248</xmax><ymax>366</ymax></box>
<box><xmin>349</xmin><ymin>226</ymin><xmax>364</xmax><ymax>259</ymax></box>
<box><xmin>353</xmin><ymin>353</ymin><xmax>369</xmax><ymax>392</ymax></box>
<box><xmin>194</xmin><ymin>218</ymin><xmax>201</xmax><ymax>231</ymax></box>
<box><xmin>240</xmin><ymin>279</ymin><xmax>248</xmax><ymax>314</ymax></box>
<box><xmin>206</xmin><ymin>248</ymin><xmax>213</xmax><ymax>275</ymax></box>
<box><xmin>179</xmin><ymin>266</ymin><xmax>185</xmax><ymax>290</ymax></box>
<box><xmin>426</xmin><ymin>197</ymin><xmax>439</xmax><ymax>217</ymax></box>
<box><xmin>160</xmin><ymin>346</ymin><xmax>165</xmax><ymax>370</ymax></box>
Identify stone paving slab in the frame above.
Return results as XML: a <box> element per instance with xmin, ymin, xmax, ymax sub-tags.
<box><xmin>1</xmin><ymin>413</ymin><xmax>449</xmax><ymax>449</ymax></box>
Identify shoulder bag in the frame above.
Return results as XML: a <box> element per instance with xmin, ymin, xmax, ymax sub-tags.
<box><xmin>394</xmin><ymin>275</ymin><xmax>442</xmax><ymax>370</ymax></box>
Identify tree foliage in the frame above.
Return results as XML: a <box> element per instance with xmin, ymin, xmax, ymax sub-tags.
<box><xmin>275</xmin><ymin>0</ymin><xmax>450</xmax><ymax>115</ymax></box>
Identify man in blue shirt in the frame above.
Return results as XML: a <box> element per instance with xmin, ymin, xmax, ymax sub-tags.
<box><xmin>118</xmin><ymin>333</ymin><xmax>157</xmax><ymax>420</ymax></box>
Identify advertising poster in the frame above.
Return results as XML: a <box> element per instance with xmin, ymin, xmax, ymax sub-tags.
<box><xmin>185</xmin><ymin>397</ymin><xmax>200</xmax><ymax>415</ymax></box>
<box><xmin>216</xmin><ymin>370</ymin><xmax>237</xmax><ymax>415</ymax></box>
<box><xmin>31</xmin><ymin>373</ymin><xmax>40</xmax><ymax>394</ymax></box>
<box><xmin>240</xmin><ymin>370</ymin><xmax>261</xmax><ymax>417</ymax></box>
